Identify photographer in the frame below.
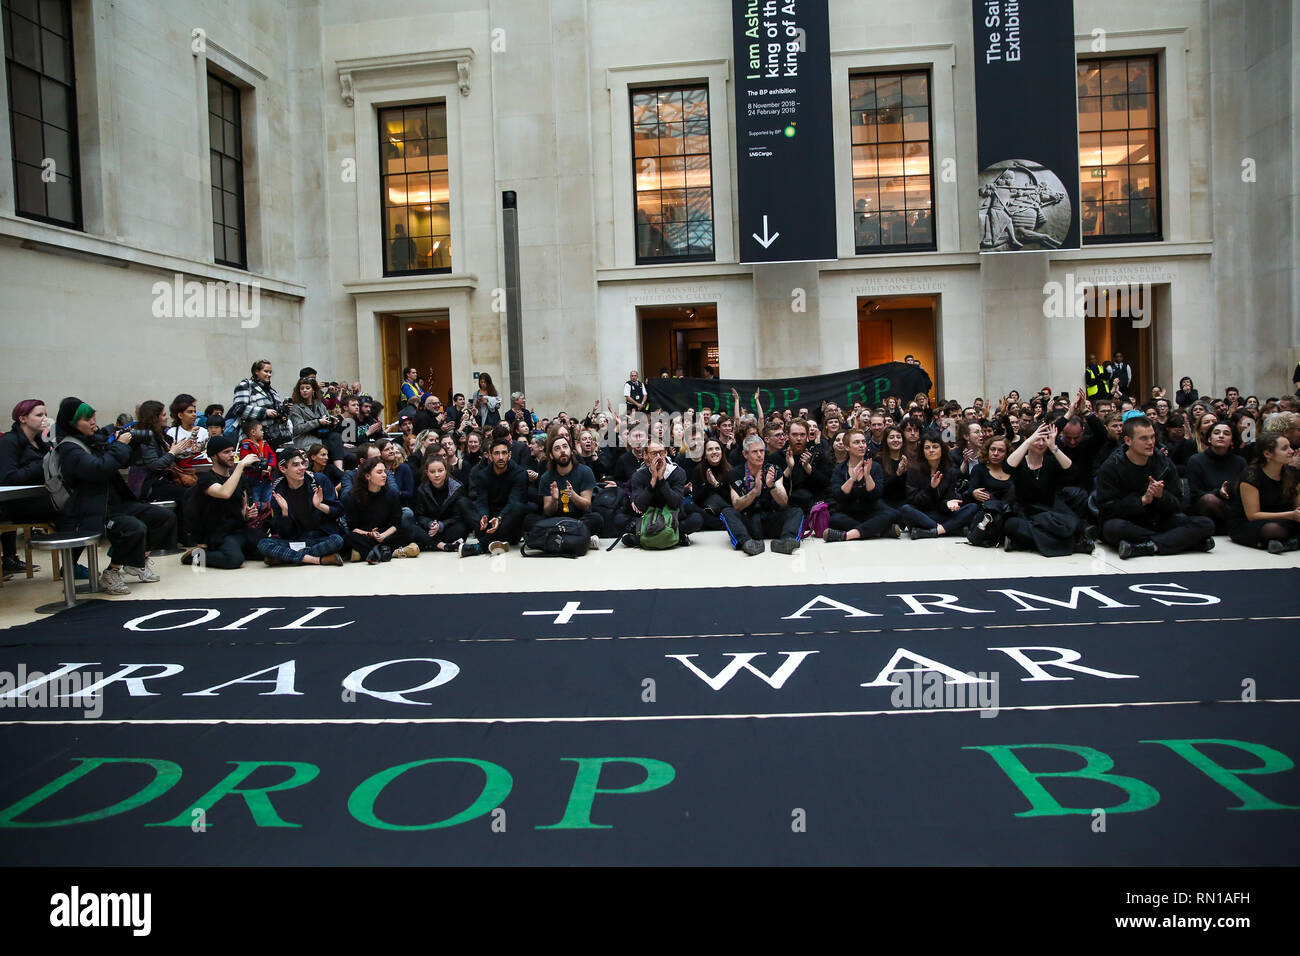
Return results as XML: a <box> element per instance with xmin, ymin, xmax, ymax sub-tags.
<box><xmin>183</xmin><ymin>436</ymin><xmax>266</xmax><ymax>569</ymax></box>
<box><xmin>231</xmin><ymin>359</ymin><xmax>288</xmax><ymax>444</ymax></box>
<box><xmin>288</xmin><ymin>377</ymin><xmax>345</xmax><ymax>466</ymax></box>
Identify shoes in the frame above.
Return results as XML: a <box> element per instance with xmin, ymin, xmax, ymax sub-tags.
<box><xmin>1286</xmin><ymin>538</ymin><xmax>1300</xmax><ymax>553</ymax></box>
<box><xmin>264</xmin><ymin>555</ymin><xmax>288</xmax><ymax>567</ymax></box>
<box><xmin>1073</xmin><ymin>539</ymin><xmax>1096</xmax><ymax>554</ymax></box>
<box><xmin>1002</xmin><ymin>535</ymin><xmax>1017</xmax><ymax>552</ymax></box>
<box><xmin>910</xmin><ymin>527</ymin><xmax>938</xmax><ymax>540</ymax></box>
<box><xmin>1198</xmin><ymin>537</ymin><xmax>1216</xmax><ymax>553</ymax></box>
<box><xmin>1084</xmin><ymin>524</ymin><xmax>1100</xmax><ymax>541</ymax></box>
<box><xmin>887</xmin><ymin>523</ymin><xmax>902</xmax><ymax>539</ymax></box>
<box><xmin>365</xmin><ymin>546</ymin><xmax>382</xmax><ymax>565</ymax></box>
<box><xmin>98</xmin><ymin>567</ymin><xmax>130</xmax><ymax>595</ymax></box>
<box><xmin>771</xmin><ymin>538</ymin><xmax>799</xmax><ymax>555</ymax></box>
<box><xmin>320</xmin><ymin>553</ymin><xmax>344</xmax><ymax>566</ymax></box>
<box><xmin>488</xmin><ymin>541</ymin><xmax>509</xmax><ymax>556</ymax></box>
<box><xmin>1267</xmin><ymin>539</ymin><xmax>1285</xmax><ymax>554</ymax></box>
<box><xmin>393</xmin><ymin>543</ymin><xmax>421</xmax><ymax>558</ymax></box>
<box><xmin>677</xmin><ymin>534</ymin><xmax>691</xmax><ymax>546</ymax></box>
<box><xmin>621</xmin><ymin>533</ymin><xmax>639</xmax><ymax>549</ymax></box>
<box><xmin>1118</xmin><ymin>540</ymin><xmax>1158</xmax><ymax>560</ymax></box>
<box><xmin>459</xmin><ymin>542</ymin><xmax>483</xmax><ymax>558</ymax></box>
<box><xmin>824</xmin><ymin>529</ymin><xmax>846</xmax><ymax>543</ymax></box>
<box><xmin>180</xmin><ymin>546</ymin><xmax>205</xmax><ymax>566</ymax></box>
<box><xmin>123</xmin><ymin>562</ymin><xmax>160</xmax><ymax>583</ymax></box>
<box><xmin>589</xmin><ymin>535</ymin><xmax>601</xmax><ymax>550</ymax></box>
<box><xmin>2</xmin><ymin>556</ymin><xmax>37</xmax><ymax>575</ymax></box>
<box><xmin>742</xmin><ymin>539</ymin><xmax>765</xmax><ymax>556</ymax></box>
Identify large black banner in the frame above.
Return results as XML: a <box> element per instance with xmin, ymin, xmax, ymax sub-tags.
<box><xmin>646</xmin><ymin>361</ymin><xmax>932</xmax><ymax>415</ymax></box>
<box><xmin>972</xmin><ymin>0</ymin><xmax>1080</xmax><ymax>252</ymax></box>
<box><xmin>732</xmin><ymin>0</ymin><xmax>836</xmax><ymax>263</ymax></box>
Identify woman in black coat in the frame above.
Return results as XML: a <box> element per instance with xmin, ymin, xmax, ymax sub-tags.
<box><xmin>0</xmin><ymin>399</ymin><xmax>55</xmax><ymax>574</ymax></box>
<box><xmin>411</xmin><ymin>455</ymin><xmax>474</xmax><ymax>552</ymax></box>
<box><xmin>898</xmin><ymin>435</ymin><xmax>978</xmax><ymax>537</ymax></box>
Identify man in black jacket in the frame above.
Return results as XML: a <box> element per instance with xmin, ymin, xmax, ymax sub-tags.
<box><xmin>1097</xmin><ymin>416</ymin><xmax>1215</xmax><ymax>558</ymax></box>
<box><xmin>183</xmin><ymin>436</ymin><xmax>267</xmax><ymax>569</ymax></box>
<box><xmin>468</xmin><ymin>436</ymin><xmax>528</xmax><ymax>554</ymax></box>
<box><xmin>721</xmin><ymin>435</ymin><xmax>803</xmax><ymax>555</ymax></box>
<box><xmin>625</xmin><ymin>441</ymin><xmax>702</xmax><ymax>546</ymax></box>
<box><xmin>53</xmin><ymin>397</ymin><xmax>175</xmax><ymax>594</ymax></box>
<box><xmin>778</xmin><ymin>418</ymin><xmax>831</xmax><ymax>513</ymax></box>
<box><xmin>0</xmin><ymin>399</ymin><xmax>55</xmax><ymax>575</ymax></box>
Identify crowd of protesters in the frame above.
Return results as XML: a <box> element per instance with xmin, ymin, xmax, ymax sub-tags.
<box><xmin>1</xmin><ymin>358</ymin><xmax>1297</xmax><ymax>594</ymax></box>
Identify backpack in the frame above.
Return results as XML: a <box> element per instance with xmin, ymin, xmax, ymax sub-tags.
<box><xmin>965</xmin><ymin>505</ymin><xmax>1009</xmax><ymax>548</ymax></box>
<box><xmin>590</xmin><ymin>486</ymin><xmax>630</xmax><ymax>537</ymax></box>
<box><xmin>223</xmin><ymin>401</ymin><xmax>247</xmax><ymax>439</ymax></box>
<box><xmin>521</xmin><ymin>517</ymin><xmax>590</xmax><ymax>558</ymax></box>
<box><xmin>637</xmin><ymin>505</ymin><xmax>679</xmax><ymax>550</ymax></box>
<box><xmin>806</xmin><ymin>501</ymin><xmax>830</xmax><ymax>539</ymax></box>
<box><xmin>43</xmin><ymin>436</ymin><xmax>88</xmax><ymax>511</ymax></box>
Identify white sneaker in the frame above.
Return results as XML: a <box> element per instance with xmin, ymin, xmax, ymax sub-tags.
<box><xmin>123</xmin><ymin>562</ymin><xmax>160</xmax><ymax>583</ymax></box>
<box><xmin>488</xmin><ymin>541</ymin><xmax>509</xmax><ymax>555</ymax></box>
<box><xmin>99</xmin><ymin>567</ymin><xmax>131</xmax><ymax>595</ymax></box>
<box><xmin>589</xmin><ymin>535</ymin><xmax>600</xmax><ymax>550</ymax></box>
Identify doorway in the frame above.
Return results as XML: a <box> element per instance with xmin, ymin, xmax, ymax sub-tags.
<box><xmin>1084</xmin><ymin>286</ymin><xmax>1153</xmax><ymax>399</ymax></box>
<box><xmin>379</xmin><ymin>312</ymin><xmax>453</xmax><ymax>412</ymax></box>
<box><xmin>856</xmin><ymin>295</ymin><xmax>938</xmax><ymax>400</ymax></box>
<box><xmin>637</xmin><ymin>304</ymin><xmax>719</xmax><ymax>378</ymax></box>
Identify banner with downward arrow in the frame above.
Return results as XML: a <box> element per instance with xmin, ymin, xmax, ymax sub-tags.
<box><xmin>732</xmin><ymin>0</ymin><xmax>837</xmax><ymax>263</ymax></box>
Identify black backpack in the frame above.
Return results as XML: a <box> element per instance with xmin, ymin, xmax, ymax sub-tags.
<box><xmin>965</xmin><ymin>506</ymin><xmax>1008</xmax><ymax>548</ymax></box>
<box><xmin>590</xmin><ymin>486</ymin><xmax>630</xmax><ymax>538</ymax></box>
<box><xmin>521</xmin><ymin>517</ymin><xmax>590</xmax><ymax>558</ymax></box>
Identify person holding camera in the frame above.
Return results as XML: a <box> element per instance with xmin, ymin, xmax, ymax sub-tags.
<box><xmin>237</xmin><ymin>421</ymin><xmax>277</xmax><ymax>506</ymax></box>
<box><xmin>182</xmin><ymin>436</ymin><xmax>267</xmax><ymax>569</ymax></box>
<box><xmin>288</xmin><ymin>377</ymin><xmax>345</xmax><ymax>466</ymax></box>
<box><xmin>231</xmin><ymin>359</ymin><xmax>288</xmax><ymax>445</ymax></box>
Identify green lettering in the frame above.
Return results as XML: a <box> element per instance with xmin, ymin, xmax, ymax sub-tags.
<box><xmin>1141</xmin><ymin>738</ymin><xmax>1300</xmax><ymax>811</ymax></box>
<box><xmin>348</xmin><ymin>758</ymin><xmax>513</xmax><ymax>830</ymax></box>
<box><xmin>696</xmin><ymin>391</ymin><xmax>720</xmax><ymax>413</ymax></box>
<box><xmin>0</xmin><ymin>757</ymin><xmax>181</xmax><ymax>828</ymax></box>
<box><xmin>148</xmin><ymin>760</ymin><xmax>319</xmax><ymax>828</ymax></box>
<box><xmin>537</xmin><ymin>758</ymin><xmax>676</xmax><ymax>830</ymax></box>
<box><xmin>870</xmin><ymin>377</ymin><xmax>891</xmax><ymax>404</ymax></box>
<box><xmin>846</xmin><ymin>381</ymin><xmax>868</xmax><ymax>406</ymax></box>
<box><xmin>780</xmin><ymin>387</ymin><xmax>799</xmax><ymax>408</ymax></box>
<box><xmin>964</xmin><ymin>744</ymin><xmax>1160</xmax><ymax>817</ymax></box>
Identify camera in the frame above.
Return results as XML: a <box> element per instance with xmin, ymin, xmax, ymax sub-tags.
<box><xmin>244</xmin><ymin>457</ymin><xmax>268</xmax><ymax>476</ymax></box>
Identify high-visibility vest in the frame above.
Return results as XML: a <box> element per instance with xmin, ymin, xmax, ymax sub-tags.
<box><xmin>1085</xmin><ymin>365</ymin><xmax>1108</xmax><ymax>398</ymax></box>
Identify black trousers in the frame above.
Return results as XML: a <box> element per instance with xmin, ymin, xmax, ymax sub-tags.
<box><xmin>1101</xmin><ymin>513</ymin><xmax>1215</xmax><ymax>553</ymax></box>
<box><xmin>721</xmin><ymin>507</ymin><xmax>804</xmax><ymax>547</ymax></box>
<box><xmin>524</xmin><ymin>511</ymin><xmax>605</xmax><ymax>538</ymax></box>
<box><xmin>415</xmin><ymin>516</ymin><xmax>472</xmax><ymax>549</ymax></box>
<box><xmin>204</xmin><ymin>528</ymin><xmax>266</xmax><ymax>569</ymax></box>
<box><xmin>346</xmin><ymin>527</ymin><xmax>412</xmax><ymax>556</ymax></box>
<box><xmin>830</xmin><ymin>505</ymin><xmax>900</xmax><ymax>539</ymax></box>
<box><xmin>103</xmin><ymin>501</ymin><xmax>176</xmax><ymax>569</ymax></box>
<box><xmin>474</xmin><ymin>511</ymin><xmax>525</xmax><ymax>546</ymax></box>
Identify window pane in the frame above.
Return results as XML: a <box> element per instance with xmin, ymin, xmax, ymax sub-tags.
<box><xmin>1127</xmin><ymin>59</ymin><xmax>1152</xmax><ymax>92</ymax></box>
<box><xmin>211</xmin><ymin>186</ymin><xmax>223</xmax><ymax>224</ymax></box>
<box><xmin>38</xmin><ymin>0</ymin><xmax>66</xmax><ymax>33</ymax></box>
<box><xmin>15</xmin><ymin>162</ymin><xmax>45</xmax><ymax>215</ymax></box>
<box><xmin>851</xmin><ymin>110</ymin><xmax>877</xmax><ymax>144</ymax></box>
<box><xmin>9</xmin><ymin>14</ymin><xmax>39</xmax><ymax>69</ymax></box>
<box><xmin>1100</xmin><ymin>62</ymin><xmax>1127</xmax><ymax>94</ymax></box>
<box><xmin>876</xmin><ymin>108</ymin><xmax>901</xmax><ymax>142</ymax></box>
<box><xmin>904</xmin><ymin>175</ymin><xmax>931</xmax><ymax>208</ymax></box>
<box><xmin>684</xmin><ymin>154</ymin><xmax>710</xmax><ymax>187</ymax></box>
<box><xmin>876</xmin><ymin>76</ymin><xmax>901</xmax><ymax>108</ymax></box>
<box><xmin>902</xmin><ymin>106</ymin><xmax>928</xmax><ymax>141</ymax></box>
<box><xmin>40</xmin><ymin>76</ymin><xmax>66</xmax><ymax>126</ymax></box>
<box><xmin>1101</xmin><ymin>94</ymin><xmax>1128</xmax><ymax>129</ymax></box>
<box><xmin>852</xmin><ymin>71</ymin><xmax>933</xmax><ymax>251</ymax></box>
<box><xmin>224</xmin><ymin>227</ymin><xmax>241</xmax><ymax>260</ymax></box>
<box><xmin>901</xmin><ymin>74</ymin><xmax>928</xmax><ymax>106</ymax></box>
<box><xmin>631</xmin><ymin>85</ymin><xmax>711</xmax><ymax>262</ymax></box>
<box><xmin>10</xmin><ymin>64</ymin><xmax>39</xmax><ymax>117</ymax></box>
<box><xmin>1128</xmin><ymin>93</ymin><xmax>1153</xmax><ymax>128</ymax></box>
<box><xmin>851</xmin><ymin>144</ymin><xmax>877</xmax><ymax>179</ymax></box>
<box><xmin>213</xmin><ymin>221</ymin><xmax>225</xmax><ymax>261</ymax></box>
<box><xmin>1077</xmin><ymin>63</ymin><xmax>1101</xmax><ymax>96</ymax></box>
<box><xmin>13</xmin><ymin>113</ymin><xmax>42</xmax><ymax>164</ymax></box>
<box><xmin>40</xmin><ymin>27</ymin><xmax>66</xmax><ymax>81</ymax></box>
<box><xmin>1078</xmin><ymin>96</ymin><xmax>1101</xmax><ymax>132</ymax></box>
<box><xmin>659</xmin><ymin>156</ymin><xmax>685</xmax><ymax>190</ymax></box>
<box><xmin>686</xmin><ymin>188</ymin><xmax>712</xmax><ymax>221</ymax></box>
<box><xmin>223</xmin><ymin>190</ymin><xmax>240</xmax><ymax>227</ymax></box>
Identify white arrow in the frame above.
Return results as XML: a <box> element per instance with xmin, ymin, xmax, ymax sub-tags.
<box><xmin>752</xmin><ymin>215</ymin><xmax>780</xmax><ymax>249</ymax></box>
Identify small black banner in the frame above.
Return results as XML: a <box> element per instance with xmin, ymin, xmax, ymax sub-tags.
<box><xmin>972</xmin><ymin>0</ymin><xmax>1080</xmax><ymax>252</ymax></box>
<box><xmin>646</xmin><ymin>361</ymin><xmax>933</xmax><ymax>415</ymax></box>
<box><xmin>732</xmin><ymin>0</ymin><xmax>837</xmax><ymax>263</ymax></box>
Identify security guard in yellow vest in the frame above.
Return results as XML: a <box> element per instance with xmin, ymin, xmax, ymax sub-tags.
<box><xmin>1085</xmin><ymin>354</ymin><xmax>1110</xmax><ymax>399</ymax></box>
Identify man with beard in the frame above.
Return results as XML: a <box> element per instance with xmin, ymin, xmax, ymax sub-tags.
<box><xmin>866</xmin><ymin>412</ymin><xmax>888</xmax><ymax>457</ymax></box>
<box><xmin>624</xmin><ymin>440</ymin><xmax>702</xmax><ymax>547</ymax></box>
<box><xmin>467</xmin><ymin>436</ymin><xmax>528</xmax><ymax>554</ymax></box>
<box><xmin>526</xmin><ymin>434</ymin><xmax>602</xmax><ymax>547</ymax></box>
<box><xmin>779</xmin><ymin>418</ymin><xmax>830</xmax><ymax>514</ymax></box>
<box><xmin>721</xmin><ymin>435</ymin><xmax>803</xmax><ymax>555</ymax></box>
<box><xmin>614</xmin><ymin>422</ymin><xmax>650</xmax><ymax>486</ymax></box>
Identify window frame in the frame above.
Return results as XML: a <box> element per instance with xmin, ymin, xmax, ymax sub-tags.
<box><xmin>378</xmin><ymin>100</ymin><xmax>452</xmax><ymax>278</ymax></box>
<box><xmin>1077</xmin><ymin>53</ymin><xmax>1163</xmax><ymax>245</ymax></box>
<box><xmin>629</xmin><ymin>82</ymin><xmax>716</xmax><ymax>266</ymax></box>
<box><xmin>3</xmin><ymin>0</ymin><xmax>82</xmax><ymax>229</ymax></box>
<box><xmin>848</xmin><ymin>68</ymin><xmax>937</xmax><ymax>255</ymax></box>
<box><xmin>207</xmin><ymin>71</ymin><xmax>247</xmax><ymax>269</ymax></box>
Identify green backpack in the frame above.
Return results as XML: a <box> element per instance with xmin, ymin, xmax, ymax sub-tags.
<box><xmin>637</xmin><ymin>506</ymin><xmax>679</xmax><ymax>550</ymax></box>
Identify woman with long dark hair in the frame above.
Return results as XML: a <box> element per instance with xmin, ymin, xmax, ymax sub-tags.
<box><xmin>343</xmin><ymin>457</ymin><xmax>414</xmax><ymax>563</ymax></box>
<box><xmin>1227</xmin><ymin>434</ymin><xmax>1300</xmax><ymax>552</ymax></box>
<box><xmin>877</xmin><ymin>425</ymin><xmax>909</xmax><ymax>510</ymax></box>
<box><xmin>128</xmin><ymin>400</ymin><xmax>199</xmax><ymax>543</ymax></box>
<box><xmin>472</xmin><ymin>373</ymin><xmax>501</xmax><ymax>428</ymax></box>
<box><xmin>693</xmin><ymin>438</ymin><xmax>731</xmax><ymax>530</ymax></box>
<box><xmin>898</xmin><ymin>435</ymin><xmax>978</xmax><ymax>537</ymax></box>
<box><xmin>412</xmin><ymin>455</ymin><xmax>474</xmax><ymax>552</ymax></box>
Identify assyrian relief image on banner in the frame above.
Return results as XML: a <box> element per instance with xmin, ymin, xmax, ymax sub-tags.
<box><xmin>972</xmin><ymin>0</ymin><xmax>1081</xmax><ymax>252</ymax></box>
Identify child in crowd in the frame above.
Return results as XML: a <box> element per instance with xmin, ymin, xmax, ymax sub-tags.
<box><xmin>238</xmin><ymin>420</ymin><xmax>278</xmax><ymax>505</ymax></box>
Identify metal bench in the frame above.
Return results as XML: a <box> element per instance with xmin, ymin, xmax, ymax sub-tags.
<box><xmin>29</xmin><ymin>531</ymin><xmax>104</xmax><ymax>612</ymax></box>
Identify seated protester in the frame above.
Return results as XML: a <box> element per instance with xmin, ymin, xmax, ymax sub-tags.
<box><xmin>899</xmin><ymin>417</ymin><xmax>924</xmax><ymax>464</ymax></box>
<box><xmin>824</xmin><ymin>428</ymin><xmax>901</xmax><ymax>542</ymax></box>
<box><xmin>506</xmin><ymin>421</ymin><xmax>532</xmax><ymax>468</ymax></box>
<box><xmin>576</xmin><ymin>428</ymin><xmax>613</xmax><ymax>486</ymax></box>
<box><xmin>1186</xmin><ymin>421</ymin><xmax>1247</xmax><ymax>532</ymax></box>
<box><xmin>529</xmin><ymin>433</ymin><xmax>605</xmax><ymax>546</ymax></box>
<box><xmin>966</xmin><ymin>435</ymin><xmax>1016</xmax><ymax>513</ymax></box>
<box><xmin>307</xmin><ymin>443</ymin><xmax>346</xmax><ymax>489</ymax></box>
<box><xmin>1052</xmin><ymin>390</ymin><xmax>1109</xmax><ymax>515</ymax></box>
<box><xmin>378</xmin><ymin>439</ymin><xmax>417</xmax><ymax>507</ymax></box>
<box><xmin>356</xmin><ymin>396</ymin><xmax>386</xmax><ymax>442</ymax></box>
<box><xmin>778</xmin><ymin>418</ymin><xmax>831</xmax><ymax>514</ymax></box>
<box><xmin>166</xmin><ymin>394</ymin><xmax>210</xmax><ymax>468</ymax></box>
<box><xmin>237</xmin><ymin>421</ymin><xmax>277</xmax><ymax>506</ymax></box>
<box><xmin>183</xmin><ymin>436</ymin><xmax>266</xmax><ymax>569</ymax></box>
<box><xmin>1226</xmin><ymin>434</ymin><xmax>1300</xmax><ymax>552</ymax></box>
<box><xmin>1174</xmin><ymin>377</ymin><xmax>1199</xmax><ymax>409</ymax></box>
<box><xmin>54</xmin><ymin>397</ymin><xmax>176</xmax><ymax>594</ymax></box>
<box><xmin>1091</xmin><ymin>413</ymin><xmax>1125</xmax><ymax>480</ymax></box>
<box><xmin>1096</xmin><ymin>416</ymin><xmax>1216</xmax><ymax>558</ymax></box>
<box><xmin>127</xmin><ymin>399</ymin><xmax>200</xmax><ymax>543</ymax></box>
<box><xmin>830</xmin><ymin>431</ymin><xmax>848</xmax><ymax>467</ymax></box>
<box><xmin>1002</xmin><ymin>420</ymin><xmax>1090</xmax><ymax>554</ymax></box>
<box><xmin>407</xmin><ymin>429</ymin><xmax>440</xmax><ymax>477</ymax></box>
<box><xmin>693</xmin><ymin>438</ymin><xmax>732</xmax><ymax>530</ymax></box>
<box><xmin>614</xmin><ymin>424</ymin><xmax>650</xmax><ymax>486</ymax></box>
<box><xmin>625</xmin><ymin>439</ymin><xmax>702</xmax><ymax>547</ymax></box>
<box><xmin>720</xmin><ymin>434</ymin><xmax>803</xmax><ymax>555</ymax></box>
<box><xmin>454</xmin><ymin>430</ymin><xmax>485</xmax><ymax>487</ymax></box>
<box><xmin>714</xmin><ymin>415</ymin><xmax>740</xmax><ymax>464</ymax></box>
<box><xmin>865</xmin><ymin>413</ymin><xmax>889</xmax><ymax>458</ymax></box>
<box><xmin>256</xmin><ymin>448</ymin><xmax>346</xmax><ymax>567</ymax></box>
<box><xmin>876</xmin><ymin>425</ymin><xmax>910</xmax><ymax>511</ymax></box>
<box><xmin>205</xmin><ymin>415</ymin><xmax>226</xmax><ymax>440</ymax></box>
<box><xmin>412</xmin><ymin>455</ymin><xmax>474</xmax><ymax>553</ymax></box>
<box><xmin>898</xmin><ymin>435</ymin><xmax>978</xmax><ymax>539</ymax></box>
<box><xmin>467</xmin><ymin>435</ymin><xmax>529</xmax><ymax>554</ymax></box>
<box><xmin>201</xmin><ymin>403</ymin><xmax>225</xmax><ymax>427</ymax></box>
<box><xmin>412</xmin><ymin>394</ymin><xmax>444</xmax><ymax>435</ymax></box>
<box><xmin>948</xmin><ymin>421</ymin><xmax>985</xmax><ymax>477</ymax></box>
<box><xmin>1161</xmin><ymin>412</ymin><xmax>1198</xmax><ymax>475</ymax></box>
<box><xmin>335</xmin><ymin>393</ymin><xmax>363</xmax><ymax>456</ymax></box>
<box><xmin>1230</xmin><ymin>408</ymin><xmax>1257</xmax><ymax>460</ymax></box>
<box><xmin>504</xmin><ymin>391</ymin><xmax>537</xmax><ymax>429</ymax></box>
<box><xmin>343</xmin><ymin>457</ymin><xmax>417</xmax><ymax>563</ymax></box>
<box><xmin>436</xmin><ymin>433</ymin><xmax>461</xmax><ymax>477</ymax></box>
<box><xmin>287</xmin><ymin>377</ymin><xmax>345</xmax><ymax>464</ymax></box>
<box><xmin>0</xmin><ymin>399</ymin><xmax>56</xmax><ymax>576</ymax></box>
<box><xmin>762</xmin><ymin>421</ymin><xmax>788</xmax><ymax>464</ymax></box>
<box><xmin>819</xmin><ymin>413</ymin><xmax>844</xmax><ymax>463</ymax></box>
